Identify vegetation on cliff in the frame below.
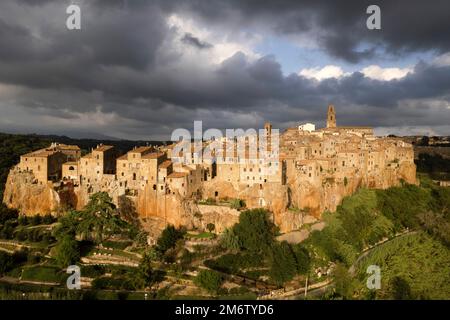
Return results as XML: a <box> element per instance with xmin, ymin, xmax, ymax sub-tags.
<box><xmin>305</xmin><ymin>178</ymin><xmax>450</xmax><ymax>299</ymax></box>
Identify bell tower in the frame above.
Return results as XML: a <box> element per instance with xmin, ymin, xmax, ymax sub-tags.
<box><xmin>326</xmin><ymin>104</ymin><xmax>336</xmax><ymax>128</ymax></box>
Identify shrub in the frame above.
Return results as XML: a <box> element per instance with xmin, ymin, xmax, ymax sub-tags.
<box><xmin>268</xmin><ymin>241</ymin><xmax>297</xmax><ymax>286</ymax></box>
<box><xmin>18</xmin><ymin>216</ymin><xmax>29</xmax><ymax>226</ymax></box>
<box><xmin>156</xmin><ymin>225</ymin><xmax>185</xmax><ymax>254</ymax></box>
<box><xmin>55</xmin><ymin>235</ymin><xmax>80</xmax><ymax>267</ymax></box>
<box><xmin>230</xmin><ymin>199</ymin><xmax>245</xmax><ymax>210</ymax></box>
<box><xmin>206</xmin><ymin>223</ymin><xmax>215</xmax><ymax>233</ymax></box>
<box><xmin>0</xmin><ymin>206</ymin><xmax>18</xmax><ymax>224</ymax></box>
<box><xmin>194</xmin><ymin>270</ymin><xmax>223</xmax><ymax>293</ymax></box>
<box><xmin>30</xmin><ymin>215</ymin><xmax>42</xmax><ymax>226</ymax></box>
<box><xmin>42</xmin><ymin>214</ymin><xmax>56</xmax><ymax>225</ymax></box>
<box><xmin>292</xmin><ymin>244</ymin><xmax>311</xmax><ymax>275</ymax></box>
<box><xmin>232</xmin><ymin>209</ymin><xmax>276</xmax><ymax>252</ymax></box>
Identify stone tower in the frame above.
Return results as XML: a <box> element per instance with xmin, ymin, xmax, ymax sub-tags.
<box><xmin>264</xmin><ymin>122</ymin><xmax>272</xmax><ymax>151</ymax></box>
<box><xmin>264</xmin><ymin>122</ymin><xmax>272</xmax><ymax>136</ymax></box>
<box><xmin>327</xmin><ymin>104</ymin><xmax>336</xmax><ymax>128</ymax></box>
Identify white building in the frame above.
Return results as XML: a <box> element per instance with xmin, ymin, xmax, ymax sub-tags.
<box><xmin>298</xmin><ymin>123</ymin><xmax>316</xmax><ymax>132</ymax></box>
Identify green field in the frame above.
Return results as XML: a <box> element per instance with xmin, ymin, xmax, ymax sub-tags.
<box><xmin>21</xmin><ymin>266</ymin><xmax>63</xmax><ymax>284</ymax></box>
<box><xmin>355</xmin><ymin>232</ymin><xmax>450</xmax><ymax>299</ymax></box>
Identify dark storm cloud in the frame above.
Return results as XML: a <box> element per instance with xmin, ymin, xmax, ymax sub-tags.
<box><xmin>173</xmin><ymin>0</ymin><xmax>450</xmax><ymax>63</ymax></box>
<box><xmin>0</xmin><ymin>0</ymin><xmax>449</xmax><ymax>139</ymax></box>
<box><xmin>181</xmin><ymin>33</ymin><xmax>213</xmax><ymax>49</ymax></box>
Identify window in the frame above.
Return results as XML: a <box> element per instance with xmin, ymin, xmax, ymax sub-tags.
<box><xmin>133</xmin><ymin>173</ymin><xmax>136</xmax><ymax>180</ymax></box>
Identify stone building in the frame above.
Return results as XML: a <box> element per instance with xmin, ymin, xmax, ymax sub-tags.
<box><xmin>6</xmin><ymin>105</ymin><xmax>417</xmax><ymax>233</ymax></box>
<box><xmin>17</xmin><ymin>143</ymin><xmax>77</xmax><ymax>185</ymax></box>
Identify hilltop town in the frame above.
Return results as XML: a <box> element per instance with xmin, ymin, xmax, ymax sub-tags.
<box><xmin>3</xmin><ymin>106</ymin><xmax>416</xmax><ymax>234</ymax></box>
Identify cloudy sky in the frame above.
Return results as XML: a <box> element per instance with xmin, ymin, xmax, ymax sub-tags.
<box><xmin>0</xmin><ymin>0</ymin><xmax>449</xmax><ymax>140</ymax></box>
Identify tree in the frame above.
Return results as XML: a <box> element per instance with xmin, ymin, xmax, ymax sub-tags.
<box><xmin>292</xmin><ymin>244</ymin><xmax>311</xmax><ymax>275</ymax></box>
<box><xmin>78</xmin><ymin>192</ymin><xmax>125</xmax><ymax>243</ymax></box>
<box><xmin>55</xmin><ymin>235</ymin><xmax>80</xmax><ymax>267</ymax></box>
<box><xmin>54</xmin><ymin>210</ymin><xmax>80</xmax><ymax>239</ymax></box>
<box><xmin>340</xmin><ymin>206</ymin><xmax>376</xmax><ymax>249</ymax></box>
<box><xmin>232</xmin><ymin>209</ymin><xmax>276</xmax><ymax>252</ymax></box>
<box><xmin>220</xmin><ymin>228</ymin><xmax>240</xmax><ymax>251</ymax></box>
<box><xmin>42</xmin><ymin>214</ymin><xmax>56</xmax><ymax>225</ymax></box>
<box><xmin>0</xmin><ymin>251</ymin><xmax>13</xmax><ymax>276</ymax></box>
<box><xmin>156</xmin><ymin>225</ymin><xmax>185</xmax><ymax>254</ymax></box>
<box><xmin>206</xmin><ymin>223</ymin><xmax>215</xmax><ymax>233</ymax></box>
<box><xmin>332</xmin><ymin>263</ymin><xmax>355</xmax><ymax>299</ymax></box>
<box><xmin>136</xmin><ymin>252</ymin><xmax>154</xmax><ymax>288</ymax></box>
<box><xmin>194</xmin><ymin>270</ymin><xmax>223</xmax><ymax>293</ymax></box>
<box><xmin>30</xmin><ymin>214</ymin><xmax>42</xmax><ymax>226</ymax></box>
<box><xmin>118</xmin><ymin>195</ymin><xmax>140</xmax><ymax>227</ymax></box>
<box><xmin>268</xmin><ymin>241</ymin><xmax>297</xmax><ymax>286</ymax></box>
<box><xmin>0</xmin><ymin>205</ymin><xmax>18</xmax><ymax>224</ymax></box>
<box><xmin>230</xmin><ymin>199</ymin><xmax>245</xmax><ymax>210</ymax></box>
<box><xmin>390</xmin><ymin>276</ymin><xmax>413</xmax><ymax>300</ymax></box>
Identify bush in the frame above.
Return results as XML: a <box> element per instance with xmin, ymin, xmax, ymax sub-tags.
<box><xmin>232</xmin><ymin>209</ymin><xmax>276</xmax><ymax>252</ymax></box>
<box><xmin>30</xmin><ymin>215</ymin><xmax>42</xmax><ymax>226</ymax></box>
<box><xmin>220</xmin><ymin>228</ymin><xmax>240</xmax><ymax>251</ymax></box>
<box><xmin>80</xmin><ymin>265</ymin><xmax>105</xmax><ymax>278</ymax></box>
<box><xmin>18</xmin><ymin>216</ymin><xmax>28</xmax><ymax>226</ymax></box>
<box><xmin>292</xmin><ymin>244</ymin><xmax>311</xmax><ymax>275</ymax></box>
<box><xmin>230</xmin><ymin>199</ymin><xmax>246</xmax><ymax>210</ymax></box>
<box><xmin>156</xmin><ymin>225</ymin><xmax>185</xmax><ymax>254</ymax></box>
<box><xmin>0</xmin><ymin>205</ymin><xmax>18</xmax><ymax>224</ymax></box>
<box><xmin>268</xmin><ymin>241</ymin><xmax>297</xmax><ymax>286</ymax></box>
<box><xmin>42</xmin><ymin>214</ymin><xmax>56</xmax><ymax>225</ymax></box>
<box><xmin>206</xmin><ymin>223</ymin><xmax>215</xmax><ymax>233</ymax></box>
<box><xmin>389</xmin><ymin>276</ymin><xmax>413</xmax><ymax>300</ymax></box>
<box><xmin>194</xmin><ymin>270</ymin><xmax>223</xmax><ymax>293</ymax></box>
<box><xmin>55</xmin><ymin>235</ymin><xmax>80</xmax><ymax>267</ymax></box>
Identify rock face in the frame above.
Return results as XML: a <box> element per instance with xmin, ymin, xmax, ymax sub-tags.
<box><xmin>3</xmin><ymin>169</ymin><xmax>60</xmax><ymax>216</ymax></box>
<box><xmin>3</xmin><ymin>157</ymin><xmax>416</xmax><ymax>233</ymax></box>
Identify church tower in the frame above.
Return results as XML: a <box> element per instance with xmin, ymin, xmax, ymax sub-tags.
<box><xmin>326</xmin><ymin>104</ymin><xmax>336</xmax><ymax>128</ymax></box>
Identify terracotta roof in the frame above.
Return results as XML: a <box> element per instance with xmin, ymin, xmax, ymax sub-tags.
<box><xmin>22</xmin><ymin>149</ymin><xmax>59</xmax><ymax>158</ymax></box>
<box><xmin>142</xmin><ymin>152</ymin><xmax>165</xmax><ymax>159</ymax></box>
<box><xmin>159</xmin><ymin>160</ymin><xmax>172</xmax><ymax>168</ymax></box>
<box><xmin>168</xmin><ymin>172</ymin><xmax>188</xmax><ymax>178</ymax></box>
<box><xmin>129</xmin><ymin>146</ymin><xmax>153</xmax><ymax>154</ymax></box>
<box><xmin>116</xmin><ymin>154</ymin><xmax>128</xmax><ymax>160</ymax></box>
<box><xmin>57</xmin><ymin>144</ymin><xmax>81</xmax><ymax>150</ymax></box>
<box><xmin>94</xmin><ymin>145</ymin><xmax>114</xmax><ymax>152</ymax></box>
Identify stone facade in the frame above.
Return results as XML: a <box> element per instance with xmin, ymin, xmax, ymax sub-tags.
<box><xmin>4</xmin><ymin>106</ymin><xmax>417</xmax><ymax>232</ymax></box>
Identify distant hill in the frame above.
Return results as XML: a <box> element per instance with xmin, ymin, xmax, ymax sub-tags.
<box><xmin>8</xmin><ymin>133</ymin><xmax>169</xmax><ymax>155</ymax></box>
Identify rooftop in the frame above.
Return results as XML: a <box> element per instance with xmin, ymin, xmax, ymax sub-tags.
<box><xmin>159</xmin><ymin>160</ymin><xmax>172</xmax><ymax>168</ymax></box>
<box><xmin>168</xmin><ymin>172</ymin><xmax>188</xmax><ymax>178</ymax></box>
<box><xmin>142</xmin><ymin>152</ymin><xmax>165</xmax><ymax>159</ymax></box>
<box><xmin>129</xmin><ymin>146</ymin><xmax>153</xmax><ymax>154</ymax></box>
<box><xmin>94</xmin><ymin>145</ymin><xmax>114</xmax><ymax>152</ymax></box>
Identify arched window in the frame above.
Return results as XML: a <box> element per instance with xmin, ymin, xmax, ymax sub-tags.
<box><xmin>69</xmin><ymin>166</ymin><xmax>75</xmax><ymax>170</ymax></box>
